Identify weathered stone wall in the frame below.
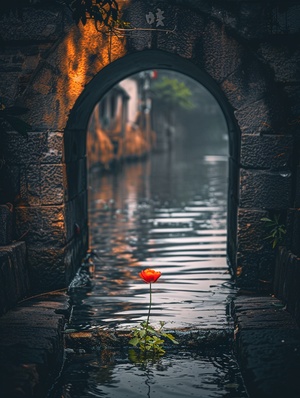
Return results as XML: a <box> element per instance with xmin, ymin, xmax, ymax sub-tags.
<box><xmin>0</xmin><ymin>4</ymin><xmax>91</xmax><ymax>293</ymax></box>
<box><xmin>273</xmin><ymin>248</ymin><xmax>300</xmax><ymax>326</ymax></box>
<box><xmin>0</xmin><ymin>242</ymin><xmax>30</xmax><ymax>316</ymax></box>
<box><xmin>0</xmin><ymin>0</ymin><xmax>299</xmax><ymax>301</ymax></box>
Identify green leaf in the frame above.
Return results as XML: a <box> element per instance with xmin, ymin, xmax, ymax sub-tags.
<box><xmin>147</xmin><ymin>325</ymin><xmax>158</xmax><ymax>335</ymax></box>
<box><xmin>129</xmin><ymin>337</ymin><xmax>139</xmax><ymax>346</ymax></box>
<box><xmin>162</xmin><ymin>333</ymin><xmax>179</xmax><ymax>344</ymax></box>
<box><xmin>265</xmin><ymin>234</ymin><xmax>274</xmax><ymax>239</ymax></box>
<box><xmin>274</xmin><ymin>214</ymin><xmax>280</xmax><ymax>223</ymax></box>
<box><xmin>128</xmin><ymin>349</ymin><xmax>139</xmax><ymax>362</ymax></box>
<box><xmin>139</xmin><ymin>329</ymin><xmax>146</xmax><ymax>337</ymax></box>
<box><xmin>152</xmin><ymin>336</ymin><xmax>164</xmax><ymax>344</ymax></box>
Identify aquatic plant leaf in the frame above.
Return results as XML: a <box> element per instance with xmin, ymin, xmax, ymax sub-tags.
<box><xmin>129</xmin><ymin>337</ymin><xmax>139</xmax><ymax>346</ymax></box>
<box><xmin>162</xmin><ymin>333</ymin><xmax>179</xmax><ymax>344</ymax></box>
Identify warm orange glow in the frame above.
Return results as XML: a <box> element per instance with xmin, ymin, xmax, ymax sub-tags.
<box><xmin>87</xmin><ymin>103</ymin><xmax>115</xmax><ymax>168</ymax></box>
<box><xmin>124</xmin><ymin>123</ymin><xmax>150</xmax><ymax>159</ymax></box>
<box><xmin>54</xmin><ymin>4</ymin><xmax>128</xmax><ymax>127</ymax></box>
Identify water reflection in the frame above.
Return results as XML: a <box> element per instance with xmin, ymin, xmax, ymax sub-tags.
<box><xmin>52</xmin><ymin>348</ymin><xmax>248</xmax><ymax>398</ymax></box>
<box><xmin>68</xmin><ymin>148</ymin><xmax>237</xmax><ymax>332</ymax></box>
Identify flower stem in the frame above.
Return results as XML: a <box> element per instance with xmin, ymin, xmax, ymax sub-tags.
<box><xmin>146</xmin><ymin>283</ymin><xmax>152</xmax><ymax>327</ymax></box>
<box><xmin>144</xmin><ymin>282</ymin><xmax>152</xmax><ymax>346</ymax></box>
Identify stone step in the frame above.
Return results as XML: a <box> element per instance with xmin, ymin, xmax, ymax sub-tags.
<box><xmin>0</xmin><ymin>292</ymin><xmax>70</xmax><ymax>398</ymax></box>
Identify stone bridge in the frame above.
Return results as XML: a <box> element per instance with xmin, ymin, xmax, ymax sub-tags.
<box><xmin>0</xmin><ymin>0</ymin><xmax>299</xmax><ymax>322</ymax></box>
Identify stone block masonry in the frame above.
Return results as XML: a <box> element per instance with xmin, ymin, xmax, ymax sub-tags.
<box><xmin>239</xmin><ymin>169</ymin><xmax>292</xmax><ymax>209</ymax></box>
<box><xmin>240</xmin><ymin>134</ymin><xmax>293</xmax><ymax>171</ymax></box>
<box><xmin>0</xmin><ymin>204</ymin><xmax>13</xmax><ymax>245</ymax></box>
<box><xmin>236</xmin><ymin>209</ymin><xmax>276</xmax><ymax>290</ymax></box>
<box><xmin>0</xmin><ymin>242</ymin><xmax>30</xmax><ymax>316</ymax></box>
<box><xmin>2</xmin><ymin>128</ymin><xmax>88</xmax><ymax>294</ymax></box>
<box><xmin>232</xmin><ymin>295</ymin><xmax>300</xmax><ymax>398</ymax></box>
<box><xmin>273</xmin><ymin>247</ymin><xmax>300</xmax><ymax>327</ymax></box>
<box><xmin>0</xmin><ymin>292</ymin><xmax>69</xmax><ymax>398</ymax></box>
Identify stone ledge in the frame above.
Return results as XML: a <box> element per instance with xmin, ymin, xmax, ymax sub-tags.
<box><xmin>232</xmin><ymin>295</ymin><xmax>300</xmax><ymax>398</ymax></box>
<box><xmin>0</xmin><ymin>292</ymin><xmax>70</xmax><ymax>398</ymax></box>
<box><xmin>0</xmin><ymin>242</ymin><xmax>30</xmax><ymax>316</ymax></box>
<box><xmin>65</xmin><ymin>327</ymin><xmax>233</xmax><ymax>352</ymax></box>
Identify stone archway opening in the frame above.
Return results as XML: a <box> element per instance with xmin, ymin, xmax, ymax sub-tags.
<box><xmin>66</xmin><ymin>50</ymin><xmax>240</xmax><ymax>281</ymax></box>
<box><xmin>86</xmin><ymin>68</ymin><xmax>229</xmax><ymax>248</ymax></box>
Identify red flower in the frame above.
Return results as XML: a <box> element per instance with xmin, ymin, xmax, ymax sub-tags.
<box><xmin>139</xmin><ymin>269</ymin><xmax>161</xmax><ymax>284</ymax></box>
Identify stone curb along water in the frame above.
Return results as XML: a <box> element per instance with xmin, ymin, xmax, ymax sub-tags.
<box><xmin>0</xmin><ymin>291</ymin><xmax>70</xmax><ymax>398</ymax></box>
<box><xmin>64</xmin><ymin>327</ymin><xmax>233</xmax><ymax>352</ymax></box>
<box><xmin>232</xmin><ymin>295</ymin><xmax>300</xmax><ymax>398</ymax></box>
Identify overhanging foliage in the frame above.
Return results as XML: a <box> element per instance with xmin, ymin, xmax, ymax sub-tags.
<box><xmin>0</xmin><ymin>0</ymin><xmax>123</xmax><ymax>31</ymax></box>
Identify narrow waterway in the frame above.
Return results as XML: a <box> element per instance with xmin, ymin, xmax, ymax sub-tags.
<box><xmin>72</xmin><ymin>149</ymin><xmax>235</xmax><ymax>331</ymax></box>
<box><xmin>51</xmin><ymin>144</ymin><xmax>248</xmax><ymax>398</ymax></box>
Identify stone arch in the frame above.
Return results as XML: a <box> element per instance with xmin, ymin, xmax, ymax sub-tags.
<box><xmin>65</xmin><ymin>48</ymin><xmax>240</xmax><ymax>272</ymax></box>
<box><xmin>6</xmin><ymin>1</ymin><xmax>291</xmax><ymax>293</ymax></box>
<box><xmin>67</xmin><ymin>50</ymin><xmax>237</xmax><ymax>143</ymax></box>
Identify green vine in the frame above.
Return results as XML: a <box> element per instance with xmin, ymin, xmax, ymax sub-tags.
<box><xmin>0</xmin><ymin>1</ymin><xmax>128</xmax><ymax>32</ymax></box>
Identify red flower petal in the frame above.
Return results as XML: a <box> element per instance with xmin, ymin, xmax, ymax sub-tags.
<box><xmin>139</xmin><ymin>269</ymin><xmax>162</xmax><ymax>283</ymax></box>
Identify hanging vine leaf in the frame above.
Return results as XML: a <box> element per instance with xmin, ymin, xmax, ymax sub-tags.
<box><xmin>65</xmin><ymin>0</ymin><xmax>120</xmax><ymax>30</ymax></box>
<box><xmin>4</xmin><ymin>115</ymin><xmax>31</xmax><ymax>137</ymax></box>
<box><xmin>0</xmin><ymin>102</ymin><xmax>31</xmax><ymax>137</ymax></box>
<box><xmin>0</xmin><ymin>1</ymin><xmax>121</xmax><ymax>31</ymax></box>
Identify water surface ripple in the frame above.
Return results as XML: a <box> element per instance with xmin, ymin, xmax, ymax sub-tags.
<box><xmin>69</xmin><ymin>152</ymin><xmax>237</xmax><ymax>331</ymax></box>
<box><xmin>55</xmin><ymin>151</ymin><xmax>249</xmax><ymax>398</ymax></box>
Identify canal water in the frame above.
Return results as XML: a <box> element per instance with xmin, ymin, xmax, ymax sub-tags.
<box><xmin>51</xmin><ymin>144</ymin><xmax>248</xmax><ymax>397</ymax></box>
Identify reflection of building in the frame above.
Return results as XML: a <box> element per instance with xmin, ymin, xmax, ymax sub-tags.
<box><xmin>87</xmin><ymin>72</ymin><xmax>157</xmax><ymax>171</ymax></box>
<box><xmin>87</xmin><ymin>86</ymin><xmax>129</xmax><ymax>170</ymax></box>
<box><xmin>100</xmin><ymin>85</ymin><xmax>129</xmax><ymax>161</ymax></box>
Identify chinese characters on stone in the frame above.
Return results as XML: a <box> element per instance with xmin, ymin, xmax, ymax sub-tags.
<box><xmin>146</xmin><ymin>8</ymin><xmax>165</xmax><ymax>27</ymax></box>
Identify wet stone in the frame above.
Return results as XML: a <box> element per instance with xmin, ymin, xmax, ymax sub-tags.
<box><xmin>0</xmin><ymin>346</ymin><xmax>48</xmax><ymax>365</ymax></box>
<box><xmin>0</xmin><ymin>293</ymin><xmax>68</xmax><ymax>398</ymax></box>
<box><xmin>239</xmin><ymin>168</ymin><xmax>292</xmax><ymax>209</ymax></box>
<box><xmin>233</xmin><ymin>295</ymin><xmax>300</xmax><ymax>398</ymax></box>
<box><xmin>0</xmin><ymin>362</ymin><xmax>40</xmax><ymax>398</ymax></box>
<box><xmin>20</xmin><ymin>294</ymin><xmax>71</xmax><ymax>316</ymax></box>
<box><xmin>0</xmin><ymin>242</ymin><xmax>30</xmax><ymax>316</ymax></box>
<box><xmin>236</xmin><ymin>328</ymin><xmax>300</xmax><ymax>397</ymax></box>
<box><xmin>240</xmin><ymin>134</ymin><xmax>293</xmax><ymax>170</ymax></box>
